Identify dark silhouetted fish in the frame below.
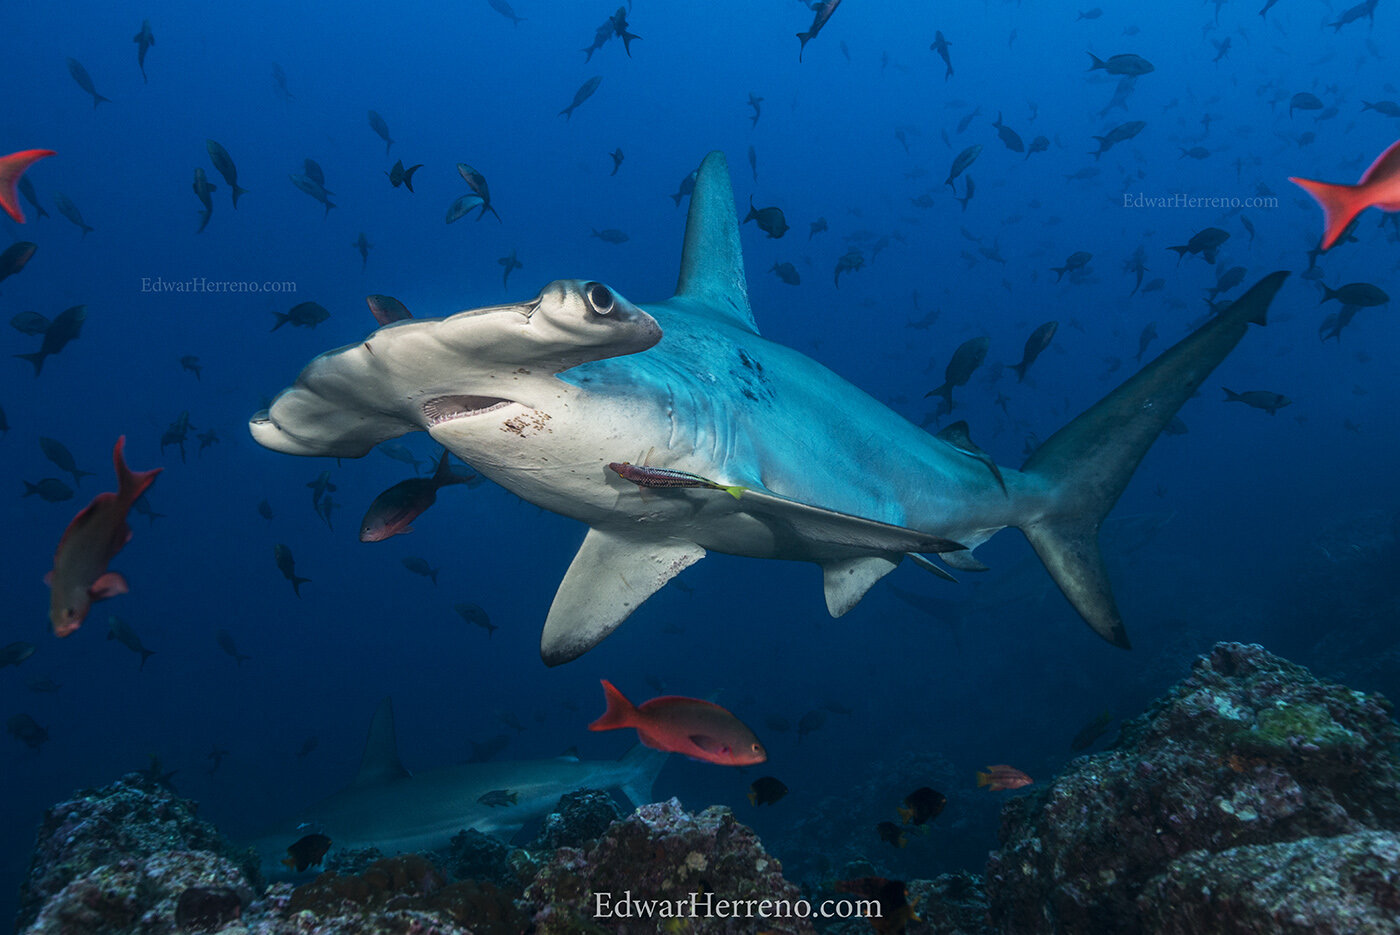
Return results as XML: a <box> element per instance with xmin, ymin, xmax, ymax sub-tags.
<box><xmin>16</xmin><ymin>305</ymin><xmax>85</xmax><ymax>375</ymax></box>
<box><xmin>925</xmin><ymin>336</ymin><xmax>990</xmax><ymax>411</ymax></box>
<box><xmin>66</xmin><ymin>58</ymin><xmax>111</xmax><ymax>108</ymax></box>
<box><xmin>53</xmin><ymin>193</ymin><xmax>94</xmax><ymax>236</ymax></box>
<box><xmin>368</xmin><ymin>110</ymin><xmax>394</xmax><ymax>154</ymax></box>
<box><xmin>0</xmin><ymin>241</ymin><xmax>37</xmax><ymax>285</ymax></box>
<box><xmin>1010</xmin><ymin>321</ymin><xmax>1058</xmax><ymax>382</ymax></box>
<box><xmin>797</xmin><ymin>0</ymin><xmax>843</xmax><ymax>61</ymax></box>
<box><xmin>192</xmin><ymin>168</ymin><xmax>216</xmax><ymax>233</ymax></box>
<box><xmin>206</xmin><ymin>140</ymin><xmax>248</xmax><ymax>207</ymax></box>
<box><xmin>559</xmin><ymin>76</ymin><xmax>602</xmax><ymax>120</ymax></box>
<box><xmin>133</xmin><ymin>20</ymin><xmax>155</xmax><ymax>82</ymax></box>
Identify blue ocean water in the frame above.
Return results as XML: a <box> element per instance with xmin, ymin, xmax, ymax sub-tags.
<box><xmin>3</xmin><ymin>0</ymin><xmax>1398</xmax><ymax>923</ymax></box>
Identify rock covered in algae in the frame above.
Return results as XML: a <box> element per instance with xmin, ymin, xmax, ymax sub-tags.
<box><xmin>985</xmin><ymin>642</ymin><xmax>1400</xmax><ymax>933</ymax></box>
<box><xmin>526</xmin><ymin>797</ymin><xmax>816</xmax><ymax>934</ymax></box>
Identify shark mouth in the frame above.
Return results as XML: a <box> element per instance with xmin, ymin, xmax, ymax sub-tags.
<box><xmin>422</xmin><ymin>395</ymin><xmax>514</xmax><ymax>426</ymax></box>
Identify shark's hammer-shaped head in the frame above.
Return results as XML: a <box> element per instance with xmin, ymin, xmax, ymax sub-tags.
<box><xmin>249</xmin><ymin>279</ymin><xmax>660</xmax><ymax>458</ymax></box>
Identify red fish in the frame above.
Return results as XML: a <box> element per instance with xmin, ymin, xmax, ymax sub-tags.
<box><xmin>977</xmin><ymin>764</ymin><xmax>1033</xmax><ymax>791</ymax></box>
<box><xmin>588</xmin><ymin>679</ymin><xmax>767</xmax><ymax>766</ymax></box>
<box><xmin>1290</xmin><ymin>139</ymin><xmax>1400</xmax><ymax>251</ymax></box>
<box><xmin>0</xmin><ymin>150</ymin><xmax>57</xmax><ymax>223</ymax></box>
<box><xmin>359</xmin><ymin>450</ymin><xmax>473</xmax><ymax>541</ymax></box>
<box><xmin>45</xmin><ymin>437</ymin><xmax>161</xmax><ymax>637</ymax></box>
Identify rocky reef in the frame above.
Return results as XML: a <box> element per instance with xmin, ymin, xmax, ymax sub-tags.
<box><xmin>13</xmin><ymin>642</ymin><xmax>1400</xmax><ymax>934</ymax></box>
<box><xmin>986</xmin><ymin>641</ymin><xmax>1400</xmax><ymax>934</ymax></box>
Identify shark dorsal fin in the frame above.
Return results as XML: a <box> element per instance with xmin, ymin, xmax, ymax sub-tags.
<box><xmin>673</xmin><ymin>151</ymin><xmax>757</xmax><ymax>335</ymax></box>
<box><xmin>353</xmin><ymin>697</ymin><xmax>412</xmax><ymax>786</ymax></box>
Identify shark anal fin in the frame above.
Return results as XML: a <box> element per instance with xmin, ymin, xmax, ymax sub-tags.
<box><xmin>541</xmin><ymin>528</ymin><xmax>705</xmax><ymax>666</ymax></box>
<box><xmin>823</xmin><ymin>555</ymin><xmax>902</xmax><ymax>616</ymax></box>
<box><xmin>940</xmin><ymin>550</ymin><xmax>989</xmax><ymax>572</ymax></box>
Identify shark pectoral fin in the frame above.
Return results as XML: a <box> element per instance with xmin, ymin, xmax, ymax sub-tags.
<box><xmin>822</xmin><ymin>556</ymin><xmax>902</xmax><ymax>616</ymax></box>
<box><xmin>741</xmin><ymin>488</ymin><xmax>965</xmax><ymax>554</ymax></box>
<box><xmin>540</xmin><ymin>528</ymin><xmax>705</xmax><ymax>666</ymax></box>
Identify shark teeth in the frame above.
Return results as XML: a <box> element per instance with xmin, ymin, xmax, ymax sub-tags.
<box><xmin>422</xmin><ymin>395</ymin><xmax>513</xmax><ymax>426</ymax></box>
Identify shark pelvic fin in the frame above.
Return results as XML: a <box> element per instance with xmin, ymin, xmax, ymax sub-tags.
<box><xmin>541</xmin><ymin>528</ymin><xmax>705</xmax><ymax>666</ymax></box>
<box><xmin>822</xmin><ymin>556</ymin><xmax>902</xmax><ymax>616</ymax></box>
<box><xmin>1019</xmin><ymin>271</ymin><xmax>1288</xmax><ymax>649</ymax></box>
<box><xmin>672</xmin><ymin>151</ymin><xmax>757</xmax><ymax>335</ymax></box>
<box><xmin>352</xmin><ymin>697</ymin><xmax>412</xmax><ymax>787</ymax></box>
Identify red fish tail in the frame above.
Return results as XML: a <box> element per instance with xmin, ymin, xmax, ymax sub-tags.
<box><xmin>588</xmin><ymin>679</ymin><xmax>637</xmax><ymax>732</ymax></box>
<box><xmin>1288</xmin><ymin>175</ymin><xmax>1367</xmax><ymax>250</ymax></box>
<box><xmin>112</xmin><ymin>436</ymin><xmax>161</xmax><ymax>504</ymax></box>
<box><xmin>0</xmin><ymin>149</ymin><xmax>56</xmax><ymax>223</ymax></box>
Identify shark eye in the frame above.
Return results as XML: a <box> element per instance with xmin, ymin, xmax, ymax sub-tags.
<box><xmin>585</xmin><ymin>282</ymin><xmax>615</xmax><ymax>315</ymax></box>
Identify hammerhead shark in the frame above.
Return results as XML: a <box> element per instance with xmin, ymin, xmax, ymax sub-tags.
<box><xmin>247</xmin><ymin>698</ymin><xmax>666</xmax><ymax>876</ymax></box>
<box><xmin>250</xmin><ymin>151</ymin><xmax>1288</xmax><ymax>665</ymax></box>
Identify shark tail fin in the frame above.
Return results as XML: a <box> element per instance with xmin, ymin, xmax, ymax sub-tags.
<box><xmin>1017</xmin><ymin>271</ymin><xmax>1288</xmax><ymax>649</ymax></box>
<box><xmin>618</xmin><ymin>742</ymin><xmax>668</xmax><ymax>808</ymax></box>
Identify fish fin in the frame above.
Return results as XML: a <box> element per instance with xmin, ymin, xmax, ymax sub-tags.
<box><xmin>89</xmin><ymin>572</ymin><xmax>129</xmax><ymax>600</ymax></box>
<box><xmin>739</xmin><ymin>487</ymin><xmax>966</xmax><ymax>555</ymax></box>
<box><xmin>940</xmin><ymin>550</ymin><xmax>989</xmax><ymax>572</ymax></box>
<box><xmin>619</xmin><ymin>742</ymin><xmax>668</xmax><ymax>807</ymax></box>
<box><xmin>540</xmin><ymin>528</ymin><xmax>705</xmax><ymax>665</ymax></box>
<box><xmin>13</xmin><ymin>351</ymin><xmax>45</xmax><ymax>375</ymax></box>
<box><xmin>688</xmin><ymin>734</ymin><xmax>726</xmax><ymax>754</ymax></box>
<box><xmin>821</xmin><ymin>556</ymin><xmax>901</xmax><ymax>616</ymax></box>
<box><xmin>588</xmin><ymin>679</ymin><xmax>638</xmax><ymax>731</ymax></box>
<box><xmin>1288</xmin><ymin>176</ymin><xmax>1368</xmax><ymax>251</ymax></box>
<box><xmin>113</xmin><ymin>436</ymin><xmax>161</xmax><ymax>504</ymax></box>
<box><xmin>351</xmin><ymin>697</ymin><xmax>412</xmax><ymax>787</ymax></box>
<box><xmin>43</xmin><ymin>570</ymin><xmax>52</xmax><ymax>586</ymax></box>
<box><xmin>1018</xmin><ymin>272</ymin><xmax>1287</xmax><ymax>648</ymax></box>
<box><xmin>904</xmin><ymin>552</ymin><xmax>958</xmax><ymax>583</ymax></box>
<box><xmin>0</xmin><ymin>150</ymin><xmax>56</xmax><ymax>224</ymax></box>
<box><xmin>669</xmin><ymin>152</ymin><xmax>757</xmax><ymax>335</ymax></box>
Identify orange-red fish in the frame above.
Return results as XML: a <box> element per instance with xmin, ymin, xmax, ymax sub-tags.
<box><xmin>359</xmin><ymin>450</ymin><xmax>473</xmax><ymax>542</ymax></box>
<box><xmin>977</xmin><ymin>764</ymin><xmax>1033</xmax><ymax>791</ymax></box>
<box><xmin>45</xmin><ymin>437</ymin><xmax>161</xmax><ymax>637</ymax></box>
<box><xmin>0</xmin><ymin>150</ymin><xmax>57</xmax><ymax>223</ymax></box>
<box><xmin>588</xmin><ymin>679</ymin><xmax>767</xmax><ymax>766</ymax></box>
<box><xmin>1290</xmin><ymin>139</ymin><xmax>1400</xmax><ymax>250</ymax></box>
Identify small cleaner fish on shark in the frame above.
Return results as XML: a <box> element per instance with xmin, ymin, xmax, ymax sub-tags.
<box><xmin>250</xmin><ymin>150</ymin><xmax>1291</xmax><ymax>666</ymax></box>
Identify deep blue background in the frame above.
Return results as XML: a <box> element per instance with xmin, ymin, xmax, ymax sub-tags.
<box><xmin>3</xmin><ymin>0</ymin><xmax>1397</xmax><ymax>924</ymax></box>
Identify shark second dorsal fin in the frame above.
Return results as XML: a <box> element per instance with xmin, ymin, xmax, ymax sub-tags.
<box><xmin>353</xmin><ymin>697</ymin><xmax>412</xmax><ymax>786</ymax></box>
<box><xmin>673</xmin><ymin>151</ymin><xmax>757</xmax><ymax>335</ymax></box>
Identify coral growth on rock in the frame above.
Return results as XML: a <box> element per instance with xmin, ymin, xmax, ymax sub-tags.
<box><xmin>16</xmin><ymin>772</ymin><xmax>242</xmax><ymax>930</ymax></box>
<box><xmin>985</xmin><ymin>642</ymin><xmax>1400</xmax><ymax>933</ymax></box>
<box><xmin>527</xmin><ymin>798</ymin><xmax>816</xmax><ymax>935</ymax></box>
